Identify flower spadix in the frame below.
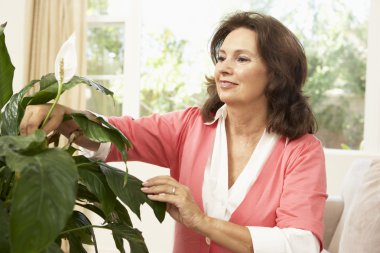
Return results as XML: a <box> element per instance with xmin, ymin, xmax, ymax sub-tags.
<box><xmin>54</xmin><ymin>34</ymin><xmax>77</xmax><ymax>84</ymax></box>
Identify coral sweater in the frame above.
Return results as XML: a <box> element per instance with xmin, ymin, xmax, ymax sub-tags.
<box><xmin>106</xmin><ymin>107</ymin><xmax>327</xmax><ymax>253</ymax></box>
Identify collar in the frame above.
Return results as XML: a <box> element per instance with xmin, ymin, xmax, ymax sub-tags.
<box><xmin>204</xmin><ymin>104</ymin><xmax>227</xmax><ymax>125</ymax></box>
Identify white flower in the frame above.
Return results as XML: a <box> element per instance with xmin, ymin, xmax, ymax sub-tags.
<box><xmin>54</xmin><ymin>34</ymin><xmax>77</xmax><ymax>84</ymax></box>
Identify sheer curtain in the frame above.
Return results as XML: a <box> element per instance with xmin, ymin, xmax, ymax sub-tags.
<box><xmin>24</xmin><ymin>0</ymin><xmax>87</xmax><ymax>109</ymax></box>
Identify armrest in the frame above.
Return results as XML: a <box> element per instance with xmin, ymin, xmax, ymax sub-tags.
<box><xmin>323</xmin><ymin>195</ymin><xmax>344</xmax><ymax>249</ymax></box>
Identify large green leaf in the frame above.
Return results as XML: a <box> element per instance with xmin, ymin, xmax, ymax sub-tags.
<box><xmin>0</xmin><ymin>200</ymin><xmax>10</xmax><ymax>253</ymax></box>
<box><xmin>75</xmin><ymin>156</ymin><xmax>117</xmax><ymax>217</ymax></box>
<box><xmin>71</xmin><ymin>113</ymin><xmax>132</xmax><ymax>161</ymax></box>
<box><xmin>8</xmin><ymin>148</ymin><xmax>78</xmax><ymax>253</ymax></box>
<box><xmin>0</xmin><ymin>22</ymin><xmax>14</xmax><ymax>112</ymax></box>
<box><xmin>99</xmin><ymin>162</ymin><xmax>166</xmax><ymax>222</ymax></box>
<box><xmin>0</xmin><ymin>129</ymin><xmax>47</xmax><ymax>159</ymax></box>
<box><xmin>24</xmin><ymin>74</ymin><xmax>114</xmax><ymax>106</ymax></box>
<box><xmin>108</xmin><ymin>224</ymin><xmax>148</xmax><ymax>253</ymax></box>
<box><xmin>0</xmin><ymin>80</ymin><xmax>38</xmax><ymax>136</ymax></box>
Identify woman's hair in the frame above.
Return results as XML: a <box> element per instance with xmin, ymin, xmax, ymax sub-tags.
<box><xmin>201</xmin><ymin>11</ymin><xmax>317</xmax><ymax>140</ymax></box>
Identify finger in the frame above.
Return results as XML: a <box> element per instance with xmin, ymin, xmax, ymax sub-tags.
<box><xmin>147</xmin><ymin>192</ymin><xmax>177</xmax><ymax>204</ymax></box>
<box><xmin>19</xmin><ymin>109</ymin><xmax>33</xmax><ymax>136</ymax></box>
<box><xmin>141</xmin><ymin>184</ymin><xmax>176</xmax><ymax>195</ymax></box>
<box><xmin>41</xmin><ymin>113</ymin><xmax>63</xmax><ymax>134</ymax></box>
<box><xmin>20</xmin><ymin>105</ymin><xmax>49</xmax><ymax>135</ymax></box>
<box><xmin>143</xmin><ymin>176</ymin><xmax>177</xmax><ymax>187</ymax></box>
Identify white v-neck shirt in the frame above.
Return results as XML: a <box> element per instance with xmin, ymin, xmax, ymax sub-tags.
<box><xmin>87</xmin><ymin>107</ymin><xmax>321</xmax><ymax>252</ymax></box>
<box><xmin>202</xmin><ymin>105</ymin><xmax>320</xmax><ymax>253</ymax></box>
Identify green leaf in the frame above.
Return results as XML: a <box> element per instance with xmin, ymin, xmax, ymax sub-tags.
<box><xmin>0</xmin><ymin>129</ymin><xmax>47</xmax><ymax>158</ymax></box>
<box><xmin>0</xmin><ymin>22</ymin><xmax>15</xmax><ymax>112</ymax></box>
<box><xmin>0</xmin><ymin>166</ymin><xmax>13</xmax><ymax>201</ymax></box>
<box><xmin>24</xmin><ymin>74</ymin><xmax>114</xmax><ymax>106</ymax></box>
<box><xmin>0</xmin><ymin>200</ymin><xmax>10</xmax><ymax>253</ymax></box>
<box><xmin>76</xmin><ymin>156</ymin><xmax>117</xmax><ymax>216</ymax></box>
<box><xmin>111</xmin><ymin>200</ymin><xmax>133</xmax><ymax>226</ymax></box>
<box><xmin>112</xmin><ymin>234</ymin><xmax>125</xmax><ymax>253</ymax></box>
<box><xmin>99</xmin><ymin>162</ymin><xmax>166</xmax><ymax>222</ymax></box>
<box><xmin>8</xmin><ymin>148</ymin><xmax>78</xmax><ymax>253</ymax></box>
<box><xmin>75</xmin><ymin>75</ymin><xmax>114</xmax><ymax>97</ymax></box>
<box><xmin>71</xmin><ymin>113</ymin><xmax>132</xmax><ymax>161</ymax></box>
<box><xmin>63</xmin><ymin>210</ymin><xmax>94</xmax><ymax>246</ymax></box>
<box><xmin>0</xmin><ymin>80</ymin><xmax>38</xmax><ymax>136</ymax></box>
<box><xmin>64</xmin><ymin>233</ymin><xmax>87</xmax><ymax>253</ymax></box>
<box><xmin>108</xmin><ymin>224</ymin><xmax>148</xmax><ymax>253</ymax></box>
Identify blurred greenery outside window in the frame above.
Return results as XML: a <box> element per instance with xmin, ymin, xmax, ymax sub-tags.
<box><xmin>86</xmin><ymin>0</ymin><xmax>369</xmax><ymax>150</ymax></box>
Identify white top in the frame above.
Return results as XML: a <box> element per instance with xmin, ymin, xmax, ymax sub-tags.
<box><xmin>88</xmin><ymin>107</ymin><xmax>321</xmax><ymax>253</ymax></box>
<box><xmin>202</xmin><ymin>105</ymin><xmax>320</xmax><ymax>253</ymax></box>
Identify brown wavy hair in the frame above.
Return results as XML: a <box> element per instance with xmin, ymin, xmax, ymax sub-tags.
<box><xmin>201</xmin><ymin>11</ymin><xmax>317</xmax><ymax>140</ymax></box>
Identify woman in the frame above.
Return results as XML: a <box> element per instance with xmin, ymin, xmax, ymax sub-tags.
<box><xmin>20</xmin><ymin>12</ymin><xmax>326</xmax><ymax>253</ymax></box>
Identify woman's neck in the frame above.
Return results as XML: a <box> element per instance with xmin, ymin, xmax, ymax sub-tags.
<box><xmin>225</xmin><ymin>103</ymin><xmax>267</xmax><ymax>137</ymax></box>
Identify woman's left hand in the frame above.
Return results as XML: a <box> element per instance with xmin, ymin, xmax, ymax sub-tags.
<box><xmin>141</xmin><ymin>176</ymin><xmax>205</xmax><ymax>230</ymax></box>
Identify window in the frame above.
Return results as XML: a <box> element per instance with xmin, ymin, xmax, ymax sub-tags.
<box><xmin>86</xmin><ymin>0</ymin><xmax>128</xmax><ymax>117</ymax></box>
<box><xmin>86</xmin><ymin>0</ymin><xmax>378</xmax><ymax>152</ymax></box>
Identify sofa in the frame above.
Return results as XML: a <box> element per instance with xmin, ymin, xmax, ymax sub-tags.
<box><xmin>323</xmin><ymin>159</ymin><xmax>380</xmax><ymax>253</ymax></box>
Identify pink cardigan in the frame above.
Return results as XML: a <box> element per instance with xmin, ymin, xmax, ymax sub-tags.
<box><xmin>106</xmin><ymin>107</ymin><xmax>327</xmax><ymax>253</ymax></box>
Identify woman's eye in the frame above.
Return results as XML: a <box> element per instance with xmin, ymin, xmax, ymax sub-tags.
<box><xmin>237</xmin><ymin>57</ymin><xmax>250</xmax><ymax>62</ymax></box>
<box><xmin>216</xmin><ymin>56</ymin><xmax>225</xmax><ymax>62</ymax></box>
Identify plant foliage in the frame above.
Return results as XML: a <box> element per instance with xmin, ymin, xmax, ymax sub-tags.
<box><xmin>0</xmin><ymin>23</ymin><xmax>165</xmax><ymax>253</ymax></box>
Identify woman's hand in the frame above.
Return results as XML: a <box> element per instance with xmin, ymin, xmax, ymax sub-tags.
<box><xmin>20</xmin><ymin>104</ymin><xmax>69</xmax><ymax>136</ymax></box>
<box><xmin>141</xmin><ymin>176</ymin><xmax>206</xmax><ymax>230</ymax></box>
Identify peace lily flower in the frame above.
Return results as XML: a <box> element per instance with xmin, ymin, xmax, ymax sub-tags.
<box><xmin>41</xmin><ymin>34</ymin><xmax>77</xmax><ymax>128</ymax></box>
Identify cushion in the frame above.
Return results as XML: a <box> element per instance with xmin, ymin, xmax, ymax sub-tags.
<box><xmin>339</xmin><ymin>159</ymin><xmax>380</xmax><ymax>252</ymax></box>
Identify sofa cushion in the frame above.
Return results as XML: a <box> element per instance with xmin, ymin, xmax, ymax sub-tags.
<box><xmin>339</xmin><ymin>159</ymin><xmax>380</xmax><ymax>253</ymax></box>
<box><xmin>327</xmin><ymin>159</ymin><xmax>372</xmax><ymax>253</ymax></box>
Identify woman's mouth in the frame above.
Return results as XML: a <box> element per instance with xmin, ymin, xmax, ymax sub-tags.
<box><xmin>219</xmin><ymin>81</ymin><xmax>237</xmax><ymax>88</ymax></box>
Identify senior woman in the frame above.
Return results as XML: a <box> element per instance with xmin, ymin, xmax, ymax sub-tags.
<box><xmin>20</xmin><ymin>11</ymin><xmax>326</xmax><ymax>253</ymax></box>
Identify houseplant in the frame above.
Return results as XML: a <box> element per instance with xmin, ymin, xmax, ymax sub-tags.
<box><xmin>0</xmin><ymin>23</ymin><xmax>165</xmax><ymax>253</ymax></box>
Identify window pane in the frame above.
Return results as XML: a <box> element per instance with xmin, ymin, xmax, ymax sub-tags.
<box><xmin>86</xmin><ymin>79</ymin><xmax>123</xmax><ymax>116</ymax></box>
<box><xmin>140</xmin><ymin>28</ymin><xmax>206</xmax><ymax>116</ymax></box>
<box><xmin>86</xmin><ymin>23</ymin><xmax>124</xmax><ymax>75</ymax></box>
<box><xmin>87</xmin><ymin>0</ymin><xmax>128</xmax><ymax>16</ymax></box>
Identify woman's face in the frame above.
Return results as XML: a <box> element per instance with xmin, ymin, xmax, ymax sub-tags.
<box><xmin>214</xmin><ymin>27</ymin><xmax>268</xmax><ymax>108</ymax></box>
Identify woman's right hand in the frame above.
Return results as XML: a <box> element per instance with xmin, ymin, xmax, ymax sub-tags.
<box><xmin>19</xmin><ymin>104</ymin><xmax>72</xmax><ymax>136</ymax></box>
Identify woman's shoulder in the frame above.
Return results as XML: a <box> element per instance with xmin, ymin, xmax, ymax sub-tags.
<box><xmin>283</xmin><ymin>133</ymin><xmax>324</xmax><ymax>154</ymax></box>
<box><xmin>167</xmin><ymin>107</ymin><xmax>204</xmax><ymax>123</ymax></box>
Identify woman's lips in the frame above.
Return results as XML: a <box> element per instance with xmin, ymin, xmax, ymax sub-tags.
<box><xmin>219</xmin><ymin>81</ymin><xmax>237</xmax><ymax>88</ymax></box>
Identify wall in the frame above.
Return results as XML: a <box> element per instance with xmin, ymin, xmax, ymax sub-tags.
<box><xmin>0</xmin><ymin>0</ymin><xmax>27</xmax><ymax>92</ymax></box>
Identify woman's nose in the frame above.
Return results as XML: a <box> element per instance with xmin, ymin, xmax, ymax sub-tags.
<box><xmin>216</xmin><ymin>59</ymin><xmax>233</xmax><ymax>75</ymax></box>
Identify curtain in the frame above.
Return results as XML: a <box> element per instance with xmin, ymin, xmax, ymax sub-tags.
<box><xmin>24</xmin><ymin>0</ymin><xmax>87</xmax><ymax>110</ymax></box>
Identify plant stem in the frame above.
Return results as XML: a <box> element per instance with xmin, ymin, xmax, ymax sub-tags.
<box><xmin>60</xmin><ymin>224</ymin><xmax>107</xmax><ymax>234</ymax></box>
<box><xmin>40</xmin><ymin>81</ymin><xmax>63</xmax><ymax>129</ymax></box>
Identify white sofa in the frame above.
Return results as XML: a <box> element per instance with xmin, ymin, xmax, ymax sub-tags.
<box><xmin>323</xmin><ymin>159</ymin><xmax>380</xmax><ymax>253</ymax></box>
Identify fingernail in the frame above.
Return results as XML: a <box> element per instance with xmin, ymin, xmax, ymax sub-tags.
<box><xmin>142</xmin><ymin>181</ymin><xmax>147</xmax><ymax>186</ymax></box>
<box><xmin>141</xmin><ymin>187</ymin><xmax>148</xmax><ymax>191</ymax></box>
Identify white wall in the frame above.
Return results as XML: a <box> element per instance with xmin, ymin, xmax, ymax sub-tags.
<box><xmin>0</xmin><ymin>0</ymin><xmax>27</xmax><ymax>92</ymax></box>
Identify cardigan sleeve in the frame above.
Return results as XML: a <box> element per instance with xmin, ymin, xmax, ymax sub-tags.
<box><xmin>276</xmin><ymin>136</ymin><xmax>327</xmax><ymax>249</ymax></box>
<box><xmin>104</xmin><ymin>107</ymin><xmax>199</xmax><ymax>169</ymax></box>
